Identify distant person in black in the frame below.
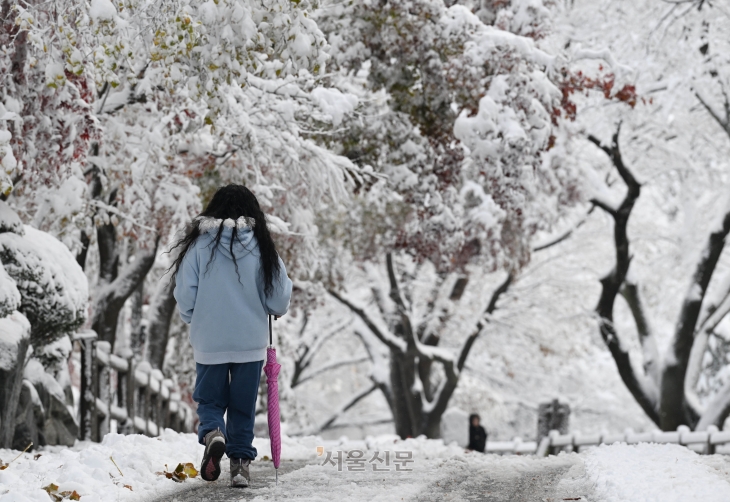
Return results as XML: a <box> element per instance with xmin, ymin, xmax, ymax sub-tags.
<box><xmin>468</xmin><ymin>413</ymin><xmax>487</xmax><ymax>453</ymax></box>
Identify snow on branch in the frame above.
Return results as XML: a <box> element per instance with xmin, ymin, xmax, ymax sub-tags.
<box><xmin>572</xmin><ymin>48</ymin><xmax>634</xmax><ymax>77</ymax></box>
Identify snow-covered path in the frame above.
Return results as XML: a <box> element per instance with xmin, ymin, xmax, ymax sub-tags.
<box><xmin>160</xmin><ymin>460</ymin><xmax>314</xmax><ymax>502</ymax></box>
<box><xmin>162</xmin><ymin>453</ymin><xmax>585</xmax><ymax>501</ymax></box>
<box><xmin>4</xmin><ymin>431</ymin><xmax>730</xmax><ymax>501</ymax></box>
<box><xmin>162</xmin><ymin>457</ymin><xmax>589</xmax><ymax>502</ymax></box>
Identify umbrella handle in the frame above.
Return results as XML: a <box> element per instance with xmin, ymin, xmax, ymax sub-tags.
<box><xmin>268</xmin><ymin>314</ymin><xmax>273</xmax><ymax>347</ymax></box>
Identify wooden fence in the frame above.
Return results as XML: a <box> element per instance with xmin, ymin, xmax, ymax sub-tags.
<box><xmin>73</xmin><ymin>330</ymin><xmax>193</xmax><ymax>442</ymax></box>
<box><xmin>484</xmin><ymin>426</ymin><xmax>730</xmax><ymax>456</ymax></box>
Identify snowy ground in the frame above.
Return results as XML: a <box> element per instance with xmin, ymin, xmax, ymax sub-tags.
<box><xmin>1</xmin><ymin>431</ymin><xmax>730</xmax><ymax>501</ymax></box>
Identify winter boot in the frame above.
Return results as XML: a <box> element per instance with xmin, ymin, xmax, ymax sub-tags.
<box><xmin>200</xmin><ymin>428</ymin><xmax>226</xmax><ymax>481</ymax></box>
<box><xmin>230</xmin><ymin>458</ymin><xmax>251</xmax><ymax>487</ymax></box>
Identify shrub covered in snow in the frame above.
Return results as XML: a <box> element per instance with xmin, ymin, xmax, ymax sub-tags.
<box><xmin>0</xmin><ymin>261</ymin><xmax>20</xmax><ymax>320</ymax></box>
<box><xmin>0</xmin><ymin>225</ymin><xmax>88</xmax><ymax>348</ymax></box>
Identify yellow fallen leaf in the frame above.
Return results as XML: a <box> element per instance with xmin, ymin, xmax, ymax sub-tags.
<box><xmin>42</xmin><ymin>484</ymin><xmax>59</xmax><ymax>494</ymax></box>
<box><xmin>182</xmin><ymin>463</ymin><xmax>198</xmax><ymax>478</ymax></box>
<box><xmin>158</xmin><ymin>462</ymin><xmax>198</xmax><ymax>482</ymax></box>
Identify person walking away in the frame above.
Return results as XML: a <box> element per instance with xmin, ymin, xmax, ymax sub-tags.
<box><xmin>468</xmin><ymin>413</ymin><xmax>487</xmax><ymax>453</ymax></box>
<box><xmin>171</xmin><ymin>184</ymin><xmax>293</xmax><ymax>487</ymax></box>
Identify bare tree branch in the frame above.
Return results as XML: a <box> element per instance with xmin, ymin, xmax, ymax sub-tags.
<box><xmin>321</xmin><ymin>418</ymin><xmax>394</xmax><ymax>430</ymax></box>
<box><xmin>695</xmin><ymin>90</ymin><xmax>730</xmax><ymax>137</ymax></box>
<box><xmin>685</xmin><ymin>286</ymin><xmax>730</xmax><ymax>418</ymax></box>
<box><xmin>328</xmin><ymin>289</ymin><xmax>406</xmax><ymax>353</ymax></box>
<box><xmin>589</xmin><ymin>197</ymin><xmax>618</xmax><ymax>217</ymax></box>
<box><xmin>589</xmin><ymin>127</ymin><xmax>661</xmax><ymax>425</ymax></box>
<box><xmin>294</xmin><ymin>356</ymin><xmax>370</xmax><ymax>387</ymax></box>
<box><xmin>145</xmin><ymin>277</ymin><xmax>177</xmax><ymax>370</ymax></box>
<box><xmin>661</xmin><ymin>208</ymin><xmax>730</xmax><ymax>429</ymax></box>
<box><xmin>92</xmin><ymin>238</ymin><xmax>160</xmax><ymax>348</ymax></box>
<box><xmin>457</xmin><ymin>272</ymin><xmax>513</xmax><ymax>372</ymax></box>
<box><xmin>696</xmin><ymin>378</ymin><xmax>730</xmax><ymax>430</ymax></box>
<box><xmin>533</xmin><ymin>207</ymin><xmax>596</xmax><ymax>252</ymax></box>
<box><xmin>315</xmin><ymin>383</ymin><xmax>378</xmax><ymax>433</ymax></box>
<box><xmin>386</xmin><ymin>253</ymin><xmax>408</xmax><ymax>314</ymax></box>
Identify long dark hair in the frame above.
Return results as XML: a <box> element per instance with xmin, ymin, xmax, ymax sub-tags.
<box><xmin>169</xmin><ymin>184</ymin><xmax>282</xmax><ymax>296</ymax></box>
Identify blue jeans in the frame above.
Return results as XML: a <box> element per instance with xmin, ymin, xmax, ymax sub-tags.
<box><xmin>193</xmin><ymin>360</ymin><xmax>263</xmax><ymax>460</ymax></box>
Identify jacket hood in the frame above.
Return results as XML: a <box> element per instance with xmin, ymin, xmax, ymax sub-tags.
<box><xmin>197</xmin><ymin>216</ymin><xmax>256</xmax><ymax>260</ymax></box>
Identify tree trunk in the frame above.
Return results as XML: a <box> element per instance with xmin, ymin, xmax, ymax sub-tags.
<box><xmin>389</xmin><ymin>350</ymin><xmax>419</xmax><ymax>438</ymax></box>
<box><xmin>91</xmin><ymin>241</ymin><xmax>158</xmax><ymax>350</ymax></box>
<box><xmin>129</xmin><ymin>282</ymin><xmax>144</xmax><ymax>359</ymax></box>
<box><xmin>0</xmin><ymin>333</ymin><xmax>30</xmax><ymax>448</ymax></box>
<box><xmin>145</xmin><ymin>279</ymin><xmax>177</xmax><ymax>370</ymax></box>
<box><xmin>588</xmin><ymin>129</ymin><xmax>662</xmax><ymax>426</ymax></box>
<box><xmin>659</xmin><ymin>211</ymin><xmax>730</xmax><ymax>430</ymax></box>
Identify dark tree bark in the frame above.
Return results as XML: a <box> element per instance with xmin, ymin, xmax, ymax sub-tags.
<box><xmin>328</xmin><ymin>253</ymin><xmax>512</xmax><ymax>439</ymax></box>
<box><xmin>588</xmin><ymin>124</ymin><xmax>730</xmax><ymax>431</ymax></box>
<box><xmin>0</xmin><ymin>333</ymin><xmax>30</xmax><ymax>448</ymax></box>
<box><xmin>660</xmin><ymin>211</ymin><xmax>730</xmax><ymax>430</ymax></box>
<box><xmin>588</xmin><ymin>127</ymin><xmax>662</xmax><ymax>426</ymax></box>
<box><xmin>91</xmin><ymin>239</ymin><xmax>159</xmax><ymax>350</ymax></box>
<box><xmin>129</xmin><ymin>282</ymin><xmax>145</xmax><ymax>359</ymax></box>
<box><xmin>145</xmin><ymin>279</ymin><xmax>177</xmax><ymax>370</ymax></box>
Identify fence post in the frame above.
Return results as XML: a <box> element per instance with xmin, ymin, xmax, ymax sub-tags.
<box><xmin>76</xmin><ymin>331</ymin><xmax>98</xmax><ymax>441</ymax></box>
<box><xmin>537</xmin><ymin>399</ymin><xmax>570</xmax><ymax>441</ymax></box>
<box><xmin>96</xmin><ymin>342</ymin><xmax>111</xmax><ymax>439</ymax></box>
<box><xmin>142</xmin><ymin>378</ymin><xmax>151</xmax><ymax>435</ymax></box>
<box><xmin>122</xmin><ymin>357</ymin><xmax>136</xmax><ymax>435</ymax></box>
<box><xmin>707</xmin><ymin>425</ymin><xmax>719</xmax><ymax>455</ymax></box>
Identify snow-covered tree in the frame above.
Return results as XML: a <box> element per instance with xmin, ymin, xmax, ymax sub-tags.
<box><xmin>555</xmin><ymin>0</ymin><xmax>730</xmax><ymax>431</ymax></box>
<box><xmin>302</xmin><ymin>0</ymin><xmax>611</xmax><ymax>438</ymax></box>
<box><xmin>1</xmin><ymin>0</ymin><xmax>361</xmax><ymax>359</ymax></box>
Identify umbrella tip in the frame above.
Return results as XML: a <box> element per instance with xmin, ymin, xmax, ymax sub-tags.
<box><xmin>276</xmin><ymin>469</ymin><xmax>278</xmax><ymax>485</ymax></box>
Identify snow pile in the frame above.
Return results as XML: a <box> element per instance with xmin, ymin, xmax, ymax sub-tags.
<box><xmin>440</xmin><ymin>407</ymin><xmax>470</xmax><ymax>447</ymax></box>
<box><xmin>0</xmin><ymin>431</ymin><xmax>203</xmax><ymax>502</ymax></box>
<box><xmin>89</xmin><ymin>0</ymin><xmax>116</xmax><ymax>21</ymax></box>
<box><xmin>309</xmin><ymin>87</ymin><xmax>358</xmax><ymax>126</ymax></box>
<box><xmin>0</xmin><ymin>431</ymin><xmax>470</xmax><ymax>501</ymax></box>
<box><xmin>582</xmin><ymin>443</ymin><xmax>730</xmax><ymax>502</ymax></box>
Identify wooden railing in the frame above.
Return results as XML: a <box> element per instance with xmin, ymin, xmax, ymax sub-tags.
<box><xmin>73</xmin><ymin>330</ymin><xmax>193</xmax><ymax>442</ymax></box>
<box><xmin>483</xmin><ymin>425</ymin><xmax>730</xmax><ymax>456</ymax></box>
<box><xmin>537</xmin><ymin>426</ymin><xmax>730</xmax><ymax>456</ymax></box>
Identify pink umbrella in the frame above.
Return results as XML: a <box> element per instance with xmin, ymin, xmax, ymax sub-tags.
<box><xmin>264</xmin><ymin>315</ymin><xmax>282</xmax><ymax>484</ymax></box>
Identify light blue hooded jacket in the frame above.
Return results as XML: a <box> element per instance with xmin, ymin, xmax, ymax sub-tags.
<box><xmin>173</xmin><ymin>216</ymin><xmax>293</xmax><ymax>364</ymax></box>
